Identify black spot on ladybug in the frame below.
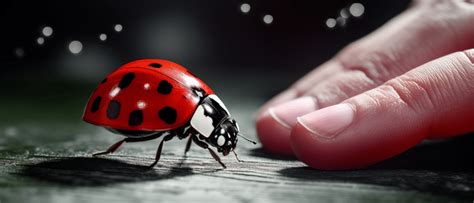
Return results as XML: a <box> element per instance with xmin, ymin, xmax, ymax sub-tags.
<box><xmin>107</xmin><ymin>100</ymin><xmax>121</xmax><ymax>119</ymax></box>
<box><xmin>149</xmin><ymin>63</ymin><xmax>162</xmax><ymax>68</ymax></box>
<box><xmin>129</xmin><ymin>110</ymin><xmax>144</xmax><ymax>126</ymax></box>
<box><xmin>91</xmin><ymin>96</ymin><xmax>102</xmax><ymax>112</ymax></box>
<box><xmin>159</xmin><ymin>107</ymin><xmax>177</xmax><ymax>124</ymax></box>
<box><xmin>118</xmin><ymin>73</ymin><xmax>135</xmax><ymax>89</ymax></box>
<box><xmin>101</xmin><ymin>77</ymin><xmax>107</xmax><ymax>84</ymax></box>
<box><xmin>157</xmin><ymin>80</ymin><xmax>173</xmax><ymax>95</ymax></box>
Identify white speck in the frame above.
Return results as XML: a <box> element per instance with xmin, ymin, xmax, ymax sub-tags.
<box><xmin>114</xmin><ymin>24</ymin><xmax>123</xmax><ymax>32</ymax></box>
<box><xmin>37</xmin><ymin>37</ymin><xmax>45</xmax><ymax>45</ymax></box>
<box><xmin>326</xmin><ymin>18</ymin><xmax>336</xmax><ymax>28</ymax></box>
<box><xmin>99</xmin><ymin>33</ymin><xmax>107</xmax><ymax>41</ymax></box>
<box><xmin>109</xmin><ymin>87</ymin><xmax>121</xmax><ymax>97</ymax></box>
<box><xmin>217</xmin><ymin>135</ymin><xmax>225</xmax><ymax>146</ymax></box>
<box><xmin>349</xmin><ymin>3</ymin><xmax>365</xmax><ymax>17</ymax></box>
<box><xmin>14</xmin><ymin>48</ymin><xmax>25</xmax><ymax>58</ymax></box>
<box><xmin>68</xmin><ymin>40</ymin><xmax>83</xmax><ymax>54</ymax></box>
<box><xmin>42</xmin><ymin>26</ymin><xmax>53</xmax><ymax>37</ymax></box>
<box><xmin>144</xmin><ymin>83</ymin><xmax>150</xmax><ymax>90</ymax></box>
<box><xmin>340</xmin><ymin>8</ymin><xmax>350</xmax><ymax>18</ymax></box>
<box><xmin>203</xmin><ymin>104</ymin><xmax>213</xmax><ymax>113</ymax></box>
<box><xmin>137</xmin><ymin>101</ymin><xmax>146</xmax><ymax>109</ymax></box>
<box><xmin>220</xmin><ymin>128</ymin><xmax>225</xmax><ymax>134</ymax></box>
<box><xmin>240</xmin><ymin>3</ymin><xmax>251</xmax><ymax>13</ymax></box>
<box><xmin>263</xmin><ymin>14</ymin><xmax>273</xmax><ymax>24</ymax></box>
<box><xmin>337</xmin><ymin>16</ymin><xmax>347</xmax><ymax>27</ymax></box>
<box><xmin>5</xmin><ymin>127</ymin><xmax>18</xmax><ymax>137</ymax></box>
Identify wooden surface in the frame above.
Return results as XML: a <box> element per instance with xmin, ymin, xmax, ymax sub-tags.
<box><xmin>0</xmin><ymin>81</ymin><xmax>473</xmax><ymax>203</ymax></box>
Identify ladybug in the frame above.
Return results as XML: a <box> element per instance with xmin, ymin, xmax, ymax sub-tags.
<box><xmin>83</xmin><ymin>59</ymin><xmax>255</xmax><ymax>168</ymax></box>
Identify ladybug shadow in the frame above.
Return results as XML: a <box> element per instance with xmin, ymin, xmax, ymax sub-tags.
<box><xmin>277</xmin><ymin>134</ymin><xmax>474</xmax><ymax>198</ymax></box>
<box><xmin>248</xmin><ymin>147</ymin><xmax>296</xmax><ymax>161</ymax></box>
<box><xmin>17</xmin><ymin>157</ymin><xmax>205</xmax><ymax>186</ymax></box>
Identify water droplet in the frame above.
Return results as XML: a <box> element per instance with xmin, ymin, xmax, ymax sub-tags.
<box><xmin>37</xmin><ymin>37</ymin><xmax>45</xmax><ymax>45</ymax></box>
<box><xmin>42</xmin><ymin>26</ymin><xmax>53</xmax><ymax>37</ymax></box>
<box><xmin>349</xmin><ymin>3</ymin><xmax>365</xmax><ymax>17</ymax></box>
<box><xmin>68</xmin><ymin>40</ymin><xmax>83</xmax><ymax>54</ymax></box>
<box><xmin>114</xmin><ymin>24</ymin><xmax>123</xmax><ymax>32</ymax></box>
<box><xmin>263</xmin><ymin>14</ymin><xmax>273</xmax><ymax>24</ymax></box>
<box><xmin>99</xmin><ymin>33</ymin><xmax>107</xmax><ymax>41</ymax></box>
<box><xmin>240</xmin><ymin>3</ymin><xmax>251</xmax><ymax>13</ymax></box>
<box><xmin>14</xmin><ymin>48</ymin><xmax>25</xmax><ymax>58</ymax></box>
<box><xmin>326</xmin><ymin>18</ymin><xmax>336</xmax><ymax>28</ymax></box>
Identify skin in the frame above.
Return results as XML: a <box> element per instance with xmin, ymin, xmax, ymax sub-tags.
<box><xmin>255</xmin><ymin>0</ymin><xmax>474</xmax><ymax>170</ymax></box>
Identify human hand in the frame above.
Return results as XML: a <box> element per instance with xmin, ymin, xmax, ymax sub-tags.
<box><xmin>256</xmin><ymin>0</ymin><xmax>474</xmax><ymax>170</ymax></box>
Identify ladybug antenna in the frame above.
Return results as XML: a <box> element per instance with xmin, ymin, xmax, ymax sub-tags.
<box><xmin>237</xmin><ymin>134</ymin><xmax>257</xmax><ymax>145</ymax></box>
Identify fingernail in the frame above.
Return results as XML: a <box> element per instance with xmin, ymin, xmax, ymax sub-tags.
<box><xmin>256</xmin><ymin>90</ymin><xmax>298</xmax><ymax>119</ymax></box>
<box><xmin>297</xmin><ymin>103</ymin><xmax>354</xmax><ymax>139</ymax></box>
<box><xmin>269</xmin><ymin>97</ymin><xmax>317</xmax><ymax>129</ymax></box>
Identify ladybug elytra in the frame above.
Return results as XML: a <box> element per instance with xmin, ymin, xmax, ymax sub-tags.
<box><xmin>83</xmin><ymin>59</ymin><xmax>255</xmax><ymax>168</ymax></box>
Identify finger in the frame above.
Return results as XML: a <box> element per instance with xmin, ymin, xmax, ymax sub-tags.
<box><xmin>256</xmin><ymin>1</ymin><xmax>474</xmax><ymax>155</ymax></box>
<box><xmin>261</xmin><ymin>0</ymin><xmax>474</xmax><ymax>114</ymax></box>
<box><xmin>257</xmin><ymin>60</ymin><xmax>342</xmax><ymax>116</ymax></box>
<box><xmin>290</xmin><ymin>49</ymin><xmax>474</xmax><ymax>170</ymax></box>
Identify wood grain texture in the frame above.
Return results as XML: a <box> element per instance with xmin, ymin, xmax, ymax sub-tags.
<box><xmin>0</xmin><ymin>81</ymin><xmax>473</xmax><ymax>203</ymax></box>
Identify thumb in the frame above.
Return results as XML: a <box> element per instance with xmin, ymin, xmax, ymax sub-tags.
<box><xmin>290</xmin><ymin>49</ymin><xmax>474</xmax><ymax>170</ymax></box>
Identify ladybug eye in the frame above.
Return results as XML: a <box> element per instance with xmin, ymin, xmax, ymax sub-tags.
<box><xmin>217</xmin><ymin>135</ymin><xmax>226</xmax><ymax>146</ymax></box>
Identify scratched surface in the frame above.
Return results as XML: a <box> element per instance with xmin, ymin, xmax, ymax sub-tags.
<box><xmin>0</xmin><ymin>79</ymin><xmax>473</xmax><ymax>203</ymax></box>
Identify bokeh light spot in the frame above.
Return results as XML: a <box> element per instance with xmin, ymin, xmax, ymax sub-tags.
<box><xmin>340</xmin><ymin>8</ymin><xmax>350</xmax><ymax>18</ymax></box>
<box><xmin>68</xmin><ymin>40</ymin><xmax>83</xmax><ymax>54</ymax></box>
<box><xmin>14</xmin><ymin>48</ymin><xmax>25</xmax><ymax>58</ymax></box>
<box><xmin>100</xmin><ymin>33</ymin><xmax>107</xmax><ymax>41</ymax></box>
<box><xmin>240</xmin><ymin>3</ymin><xmax>251</xmax><ymax>13</ymax></box>
<box><xmin>263</xmin><ymin>14</ymin><xmax>273</xmax><ymax>24</ymax></box>
<box><xmin>337</xmin><ymin>16</ymin><xmax>347</xmax><ymax>27</ymax></box>
<box><xmin>349</xmin><ymin>3</ymin><xmax>365</xmax><ymax>17</ymax></box>
<box><xmin>114</xmin><ymin>24</ymin><xmax>123</xmax><ymax>32</ymax></box>
<box><xmin>42</xmin><ymin>26</ymin><xmax>53</xmax><ymax>37</ymax></box>
<box><xmin>37</xmin><ymin>37</ymin><xmax>45</xmax><ymax>45</ymax></box>
<box><xmin>326</xmin><ymin>18</ymin><xmax>336</xmax><ymax>28</ymax></box>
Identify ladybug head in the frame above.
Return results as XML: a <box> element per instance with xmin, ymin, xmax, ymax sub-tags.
<box><xmin>190</xmin><ymin>94</ymin><xmax>256</xmax><ymax>156</ymax></box>
<box><xmin>209</xmin><ymin>118</ymin><xmax>239</xmax><ymax>156</ymax></box>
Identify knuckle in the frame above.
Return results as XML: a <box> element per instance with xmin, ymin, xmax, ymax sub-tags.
<box><xmin>337</xmin><ymin>44</ymin><xmax>403</xmax><ymax>86</ymax></box>
<box><xmin>376</xmin><ymin>76</ymin><xmax>435</xmax><ymax>114</ymax></box>
<box><xmin>463</xmin><ymin>49</ymin><xmax>474</xmax><ymax>65</ymax></box>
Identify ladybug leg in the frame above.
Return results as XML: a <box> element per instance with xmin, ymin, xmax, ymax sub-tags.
<box><xmin>93</xmin><ymin>133</ymin><xmax>163</xmax><ymax>157</ymax></box>
<box><xmin>182</xmin><ymin>127</ymin><xmax>197</xmax><ymax>156</ymax></box>
<box><xmin>148</xmin><ymin>133</ymin><xmax>175</xmax><ymax>168</ymax></box>
<box><xmin>93</xmin><ymin>139</ymin><xmax>126</xmax><ymax>156</ymax></box>
<box><xmin>207</xmin><ymin>148</ymin><xmax>226</xmax><ymax>169</ymax></box>
<box><xmin>184</xmin><ymin>136</ymin><xmax>193</xmax><ymax>156</ymax></box>
<box><xmin>232</xmin><ymin>150</ymin><xmax>244</xmax><ymax>162</ymax></box>
<box><xmin>192</xmin><ymin>135</ymin><xmax>226</xmax><ymax>169</ymax></box>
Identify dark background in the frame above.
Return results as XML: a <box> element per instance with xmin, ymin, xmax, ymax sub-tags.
<box><xmin>1</xmin><ymin>0</ymin><xmax>410</xmax><ymax>84</ymax></box>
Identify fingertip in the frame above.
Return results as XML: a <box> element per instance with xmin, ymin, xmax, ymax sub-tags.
<box><xmin>290</xmin><ymin>117</ymin><xmax>353</xmax><ymax>170</ymax></box>
<box><xmin>256</xmin><ymin>110</ymin><xmax>294</xmax><ymax>156</ymax></box>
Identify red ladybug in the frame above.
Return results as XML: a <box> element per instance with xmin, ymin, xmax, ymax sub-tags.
<box><xmin>83</xmin><ymin>59</ymin><xmax>255</xmax><ymax>168</ymax></box>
